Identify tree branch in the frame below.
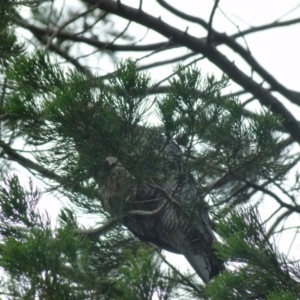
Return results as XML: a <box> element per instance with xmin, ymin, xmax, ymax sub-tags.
<box><xmin>34</xmin><ymin>33</ymin><xmax>94</xmax><ymax>77</ymax></box>
<box><xmin>158</xmin><ymin>0</ymin><xmax>300</xmax><ymax>43</ymax></box>
<box><xmin>15</xmin><ymin>6</ymin><xmax>300</xmax><ymax>109</ymax></box>
<box><xmin>0</xmin><ymin>140</ymin><xmax>64</xmax><ymax>184</ymax></box>
<box><xmin>127</xmin><ymin>199</ymin><xmax>168</xmax><ymax>216</ymax></box>
<box><xmin>83</xmin><ymin>0</ymin><xmax>300</xmax><ymax>145</ymax></box>
<box><xmin>231</xmin><ymin>17</ymin><xmax>300</xmax><ymax>39</ymax></box>
<box><xmin>44</xmin><ymin>4</ymin><xmax>99</xmax><ymax>51</ymax></box>
<box><xmin>14</xmin><ymin>14</ymin><xmax>179</xmax><ymax>52</ymax></box>
<box><xmin>243</xmin><ymin>180</ymin><xmax>300</xmax><ymax>213</ymax></box>
<box><xmin>138</xmin><ymin>52</ymin><xmax>198</xmax><ymax>70</ymax></box>
<box><xmin>207</xmin><ymin>0</ymin><xmax>220</xmax><ymax>45</ymax></box>
<box><xmin>266</xmin><ymin>210</ymin><xmax>294</xmax><ymax>239</ymax></box>
<box><xmin>74</xmin><ymin>217</ymin><xmax>118</xmax><ymax>236</ymax></box>
<box><xmin>157</xmin><ymin>0</ymin><xmax>300</xmax><ymax>106</ymax></box>
<box><xmin>75</xmin><ymin>198</ymin><xmax>169</xmax><ymax>237</ymax></box>
<box><xmin>0</xmin><ymin>140</ymin><xmax>96</xmax><ymax>200</ymax></box>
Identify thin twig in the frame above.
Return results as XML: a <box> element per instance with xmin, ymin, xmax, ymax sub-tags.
<box><xmin>73</xmin><ymin>11</ymin><xmax>108</xmax><ymax>37</ymax></box>
<box><xmin>147</xmin><ymin>56</ymin><xmax>205</xmax><ymax>94</ymax></box>
<box><xmin>266</xmin><ymin>210</ymin><xmax>294</xmax><ymax>240</ymax></box>
<box><xmin>101</xmin><ymin>20</ymin><xmax>131</xmax><ymax>50</ymax></box>
<box><xmin>244</xmin><ymin>180</ymin><xmax>300</xmax><ymax>213</ymax></box>
<box><xmin>287</xmin><ymin>228</ymin><xmax>299</xmax><ymax>257</ymax></box>
<box><xmin>14</xmin><ymin>14</ymin><xmax>177</xmax><ymax>52</ymax></box>
<box><xmin>138</xmin><ymin>52</ymin><xmax>198</xmax><ymax>70</ymax></box>
<box><xmin>34</xmin><ymin>33</ymin><xmax>94</xmax><ymax>77</ymax></box>
<box><xmin>45</xmin><ymin>4</ymin><xmax>98</xmax><ymax>51</ymax></box>
<box><xmin>207</xmin><ymin>0</ymin><xmax>220</xmax><ymax>45</ymax></box>
<box><xmin>83</xmin><ymin>0</ymin><xmax>300</xmax><ymax>144</ymax></box>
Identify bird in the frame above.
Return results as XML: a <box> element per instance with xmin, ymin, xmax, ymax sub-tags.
<box><xmin>98</xmin><ymin>128</ymin><xmax>224</xmax><ymax>283</ymax></box>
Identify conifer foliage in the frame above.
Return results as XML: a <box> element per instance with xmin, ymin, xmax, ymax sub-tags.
<box><xmin>0</xmin><ymin>1</ymin><xmax>299</xmax><ymax>299</ymax></box>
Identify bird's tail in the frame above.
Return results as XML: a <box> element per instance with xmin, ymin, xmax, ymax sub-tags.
<box><xmin>184</xmin><ymin>253</ymin><xmax>223</xmax><ymax>283</ymax></box>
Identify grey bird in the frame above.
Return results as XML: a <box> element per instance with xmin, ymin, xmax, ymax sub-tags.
<box><xmin>98</xmin><ymin>130</ymin><xmax>224</xmax><ymax>283</ymax></box>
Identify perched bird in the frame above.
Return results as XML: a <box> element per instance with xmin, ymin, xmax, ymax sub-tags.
<box><xmin>98</xmin><ymin>129</ymin><xmax>224</xmax><ymax>283</ymax></box>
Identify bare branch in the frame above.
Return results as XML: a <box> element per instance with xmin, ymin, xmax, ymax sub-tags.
<box><xmin>127</xmin><ymin>199</ymin><xmax>168</xmax><ymax>216</ymax></box>
<box><xmin>44</xmin><ymin>4</ymin><xmax>99</xmax><ymax>51</ymax></box>
<box><xmin>158</xmin><ymin>0</ymin><xmax>300</xmax><ymax>43</ymax></box>
<box><xmin>35</xmin><ymin>34</ymin><xmax>94</xmax><ymax>77</ymax></box>
<box><xmin>0</xmin><ymin>140</ymin><xmax>64</xmax><ymax>184</ymax></box>
<box><xmin>157</xmin><ymin>0</ymin><xmax>209</xmax><ymax>28</ymax></box>
<box><xmin>232</xmin><ymin>17</ymin><xmax>300</xmax><ymax>39</ymax></box>
<box><xmin>15</xmin><ymin>4</ymin><xmax>300</xmax><ymax>111</ymax></box>
<box><xmin>83</xmin><ymin>0</ymin><xmax>300</xmax><ymax>145</ymax></box>
<box><xmin>138</xmin><ymin>52</ymin><xmax>198</xmax><ymax>71</ymax></box>
<box><xmin>207</xmin><ymin>0</ymin><xmax>220</xmax><ymax>45</ymax></box>
<box><xmin>266</xmin><ymin>210</ymin><xmax>294</xmax><ymax>239</ymax></box>
<box><xmin>101</xmin><ymin>20</ymin><xmax>132</xmax><ymax>50</ymax></box>
<box><xmin>74</xmin><ymin>217</ymin><xmax>118</xmax><ymax>236</ymax></box>
<box><xmin>155</xmin><ymin>1</ymin><xmax>300</xmax><ymax>107</ymax></box>
<box><xmin>147</xmin><ymin>55</ymin><xmax>205</xmax><ymax>94</ymax></box>
<box><xmin>243</xmin><ymin>180</ymin><xmax>300</xmax><ymax>213</ymax></box>
<box><xmin>14</xmin><ymin>14</ymin><xmax>179</xmax><ymax>52</ymax></box>
<box><xmin>271</xmin><ymin>179</ymin><xmax>298</xmax><ymax>207</ymax></box>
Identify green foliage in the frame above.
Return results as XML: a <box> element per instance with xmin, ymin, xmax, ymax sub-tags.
<box><xmin>207</xmin><ymin>208</ymin><xmax>300</xmax><ymax>299</ymax></box>
<box><xmin>0</xmin><ymin>177</ymin><xmax>182</xmax><ymax>299</ymax></box>
<box><xmin>0</xmin><ymin>0</ymin><xmax>25</xmax><ymax>157</ymax></box>
<box><xmin>0</xmin><ymin>25</ymin><xmax>296</xmax><ymax>299</ymax></box>
<box><xmin>0</xmin><ymin>175</ymin><xmax>40</xmax><ymax>237</ymax></box>
<box><xmin>0</xmin><ymin>177</ymin><xmax>94</xmax><ymax>299</ymax></box>
<box><xmin>114</xmin><ymin>248</ymin><xmax>178</xmax><ymax>300</ymax></box>
<box><xmin>158</xmin><ymin>66</ymin><xmax>283</xmax><ymax>184</ymax></box>
<box><xmin>4</xmin><ymin>53</ymin><xmax>284</xmax><ymax>197</ymax></box>
<box><xmin>8</xmin><ymin>50</ymin><xmax>65</xmax><ymax>93</ymax></box>
<box><xmin>267</xmin><ymin>290</ymin><xmax>299</xmax><ymax>300</ymax></box>
<box><xmin>0</xmin><ymin>0</ymin><xmax>24</xmax><ymax>67</ymax></box>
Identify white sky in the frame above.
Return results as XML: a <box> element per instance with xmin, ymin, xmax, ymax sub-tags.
<box><xmin>15</xmin><ymin>0</ymin><xmax>300</xmax><ymax>282</ymax></box>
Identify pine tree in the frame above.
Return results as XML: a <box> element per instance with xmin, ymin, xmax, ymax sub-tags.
<box><xmin>0</xmin><ymin>1</ymin><xmax>299</xmax><ymax>299</ymax></box>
